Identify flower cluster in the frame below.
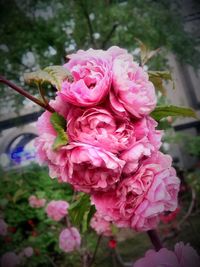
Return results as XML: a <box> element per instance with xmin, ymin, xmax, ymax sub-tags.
<box><xmin>35</xmin><ymin>46</ymin><xmax>180</xmax><ymax>232</ymax></box>
<box><xmin>44</xmin><ymin>199</ymin><xmax>81</xmax><ymax>253</ymax></box>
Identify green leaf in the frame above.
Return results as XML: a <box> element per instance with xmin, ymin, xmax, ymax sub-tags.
<box><xmin>82</xmin><ymin>205</ymin><xmax>96</xmax><ymax>233</ymax></box>
<box><xmin>50</xmin><ymin>112</ymin><xmax>68</xmax><ymax>150</ymax></box>
<box><xmin>24</xmin><ymin>65</ymin><xmax>73</xmax><ymax>91</ymax></box>
<box><xmin>151</xmin><ymin>105</ymin><xmax>197</xmax><ymax>121</ymax></box>
<box><xmin>135</xmin><ymin>38</ymin><xmax>160</xmax><ymax>66</ymax></box>
<box><xmin>13</xmin><ymin>189</ymin><xmax>27</xmax><ymax>203</ymax></box>
<box><xmin>68</xmin><ymin>193</ymin><xmax>93</xmax><ymax>231</ymax></box>
<box><xmin>148</xmin><ymin>71</ymin><xmax>174</xmax><ymax>95</ymax></box>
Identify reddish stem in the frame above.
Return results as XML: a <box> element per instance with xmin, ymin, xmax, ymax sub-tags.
<box><xmin>0</xmin><ymin>75</ymin><xmax>55</xmax><ymax>112</ymax></box>
<box><xmin>147</xmin><ymin>230</ymin><xmax>163</xmax><ymax>251</ymax></box>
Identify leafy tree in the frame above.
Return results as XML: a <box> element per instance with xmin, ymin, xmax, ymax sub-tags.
<box><xmin>0</xmin><ymin>0</ymin><xmax>199</xmax><ymax>110</ymax></box>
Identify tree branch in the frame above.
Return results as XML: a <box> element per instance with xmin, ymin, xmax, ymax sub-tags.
<box><xmin>147</xmin><ymin>229</ymin><xmax>163</xmax><ymax>251</ymax></box>
<box><xmin>101</xmin><ymin>22</ymin><xmax>119</xmax><ymax>49</ymax></box>
<box><xmin>0</xmin><ymin>76</ymin><xmax>55</xmax><ymax>113</ymax></box>
<box><xmin>88</xmin><ymin>235</ymin><xmax>102</xmax><ymax>267</ymax></box>
<box><xmin>79</xmin><ymin>0</ymin><xmax>96</xmax><ymax>47</ymax></box>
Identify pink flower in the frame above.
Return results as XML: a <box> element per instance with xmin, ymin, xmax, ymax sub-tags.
<box><xmin>90</xmin><ymin>212</ymin><xmax>112</xmax><ymax>236</ymax></box>
<box><xmin>0</xmin><ymin>218</ymin><xmax>7</xmax><ymax>236</ymax></box>
<box><xmin>110</xmin><ymin>53</ymin><xmax>156</xmax><ymax>118</ymax></box>
<box><xmin>0</xmin><ymin>252</ymin><xmax>20</xmax><ymax>267</ymax></box>
<box><xmin>22</xmin><ymin>247</ymin><xmax>34</xmax><ymax>258</ymax></box>
<box><xmin>28</xmin><ymin>195</ymin><xmax>46</xmax><ymax>208</ymax></box>
<box><xmin>59</xmin><ymin>227</ymin><xmax>81</xmax><ymax>253</ymax></box>
<box><xmin>67</xmin><ymin>106</ymin><xmax>135</xmax><ymax>153</ymax></box>
<box><xmin>92</xmin><ymin>152</ymin><xmax>180</xmax><ymax>231</ymax></box>
<box><xmin>50</xmin><ymin>94</ymin><xmax>71</xmax><ymax>118</ymax></box>
<box><xmin>46</xmin><ymin>200</ymin><xmax>69</xmax><ymax>221</ymax></box>
<box><xmin>60</xmin><ymin>49</ymin><xmax>112</xmax><ymax>106</ymax></box>
<box><xmin>120</xmin><ymin>116</ymin><xmax>162</xmax><ymax>174</ymax></box>
<box><xmin>133</xmin><ymin>242</ymin><xmax>200</xmax><ymax>267</ymax></box>
<box><xmin>37</xmin><ymin>111</ymin><xmax>56</xmax><ymax>136</ymax></box>
<box><xmin>35</xmin><ymin>133</ymin><xmax>66</xmax><ymax>178</ymax></box>
<box><xmin>60</xmin><ymin>143</ymin><xmax>125</xmax><ymax>193</ymax></box>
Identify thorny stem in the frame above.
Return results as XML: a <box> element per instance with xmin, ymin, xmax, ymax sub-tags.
<box><xmin>147</xmin><ymin>229</ymin><xmax>163</xmax><ymax>251</ymax></box>
<box><xmin>0</xmin><ymin>75</ymin><xmax>55</xmax><ymax>113</ymax></box>
<box><xmin>88</xmin><ymin>235</ymin><xmax>102</xmax><ymax>267</ymax></box>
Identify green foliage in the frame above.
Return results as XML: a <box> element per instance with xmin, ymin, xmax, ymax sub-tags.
<box><xmin>165</xmin><ymin>133</ymin><xmax>200</xmax><ymax>157</ymax></box>
<box><xmin>50</xmin><ymin>112</ymin><xmax>68</xmax><ymax>150</ymax></box>
<box><xmin>0</xmin><ymin>164</ymin><xmax>75</xmax><ymax>266</ymax></box>
<box><xmin>151</xmin><ymin>105</ymin><xmax>197</xmax><ymax>121</ymax></box>
<box><xmin>68</xmin><ymin>193</ymin><xmax>96</xmax><ymax>233</ymax></box>
<box><xmin>0</xmin><ymin>0</ymin><xmax>200</xmax><ymax>110</ymax></box>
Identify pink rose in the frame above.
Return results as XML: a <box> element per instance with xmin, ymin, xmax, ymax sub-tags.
<box><xmin>59</xmin><ymin>227</ymin><xmax>81</xmax><ymax>253</ymax></box>
<box><xmin>46</xmin><ymin>200</ymin><xmax>69</xmax><ymax>221</ymax></box>
<box><xmin>90</xmin><ymin>212</ymin><xmax>112</xmax><ymax>236</ymax></box>
<box><xmin>110</xmin><ymin>53</ymin><xmax>156</xmax><ymax>118</ymax></box>
<box><xmin>28</xmin><ymin>195</ymin><xmax>46</xmax><ymax>208</ymax></box>
<box><xmin>92</xmin><ymin>152</ymin><xmax>180</xmax><ymax>231</ymax></box>
<box><xmin>67</xmin><ymin>106</ymin><xmax>135</xmax><ymax>153</ymax></box>
<box><xmin>60</xmin><ymin>49</ymin><xmax>112</xmax><ymax>106</ymax></box>
<box><xmin>120</xmin><ymin>116</ymin><xmax>162</xmax><ymax>174</ymax></box>
<box><xmin>0</xmin><ymin>218</ymin><xmax>8</xmax><ymax>236</ymax></box>
<box><xmin>0</xmin><ymin>252</ymin><xmax>20</xmax><ymax>267</ymax></box>
<box><xmin>133</xmin><ymin>242</ymin><xmax>200</xmax><ymax>267</ymax></box>
<box><xmin>60</xmin><ymin>143</ymin><xmax>125</xmax><ymax>193</ymax></box>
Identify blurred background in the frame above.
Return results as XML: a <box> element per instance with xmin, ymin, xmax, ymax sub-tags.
<box><xmin>0</xmin><ymin>0</ymin><xmax>200</xmax><ymax>266</ymax></box>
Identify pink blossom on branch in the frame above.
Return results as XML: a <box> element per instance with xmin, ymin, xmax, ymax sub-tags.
<box><xmin>60</xmin><ymin>143</ymin><xmax>125</xmax><ymax>193</ymax></box>
<box><xmin>133</xmin><ymin>242</ymin><xmax>200</xmax><ymax>267</ymax></box>
<box><xmin>46</xmin><ymin>200</ymin><xmax>69</xmax><ymax>221</ymax></box>
<box><xmin>34</xmin><ymin>45</ymin><xmax>180</xmax><ymax>235</ymax></box>
<box><xmin>92</xmin><ymin>152</ymin><xmax>180</xmax><ymax>231</ymax></box>
<box><xmin>59</xmin><ymin>227</ymin><xmax>81</xmax><ymax>253</ymax></box>
<box><xmin>67</xmin><ymin>106</ymin><xmax>135</xmax><ymax>153</ymax></box>
<box><xmin>60</xmin><ymin>49</ymin><xmax>112</xmax><ymax>107</ymax></box>
<box><xmin>110</xmin><ymin>52</ymin><xmax>156</xmax><ymax>118</ymax></box>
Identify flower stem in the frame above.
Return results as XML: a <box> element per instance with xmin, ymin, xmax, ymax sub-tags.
<box><xmin>0</xmin><ymin>76</ymin><xmax>55</xmax><ymax>112</ymax></box>
<box><xmin>88</xmin><ymin>235</ymin><xmax>102</xmax><ymax>267</ymax></box>
<box><xmin>147</xmin><ymin>229</ymin><xmax>163</xmax><ymax>251</ymax></box>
